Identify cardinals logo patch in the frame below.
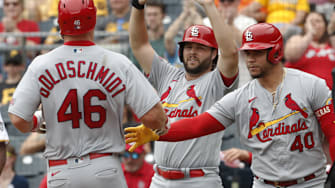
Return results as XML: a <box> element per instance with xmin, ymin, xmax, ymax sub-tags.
<box><xmin>248</xmin><ymin>108</ymin><xmax>260</xmax><ymax>138</ymax></box>
<box><xmin>284</xmin><ymin>93</ymin><xmax>308</xmax><ymax>118</ymax></box>
<box><xmin>191</xmin><ymin>26</ymin><xmax>199</xmax><ymax>37</ymax></box>
<box><xmin>186</xmin><ymin>85</ymin><xmax>202</xmax><ymax>107</ymax></box>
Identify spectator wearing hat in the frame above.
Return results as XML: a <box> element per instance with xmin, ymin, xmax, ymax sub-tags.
<box><xmin>0</xmin><ymin>50</ymin><xmax>25</xmax><ymax>106</ymax></box>
<box><xmin>122</xmin><ymin>144</ymin><xmax>154</xmax><ymax>188</ymax></box>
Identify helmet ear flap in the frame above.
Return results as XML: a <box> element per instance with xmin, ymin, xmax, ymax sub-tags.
<box><xmin>267</xmin><ymin>43</ymin><xmax>283</xmax><ymax>64</ymax></box>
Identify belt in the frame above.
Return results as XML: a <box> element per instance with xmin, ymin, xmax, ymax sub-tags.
<box><xmin>156</xmin><ymin>166</ymin><xmax>205</xmax><ymax>180</ymax></box>
<box><xmin>256</xmin><ymin>173</ymin><xmax>316</xmax><ymax>187</ymax></box>
<box><xmin>48</xmin><ymin>153</ymin><xmax>112</xmax><ymax>167</ymax></box>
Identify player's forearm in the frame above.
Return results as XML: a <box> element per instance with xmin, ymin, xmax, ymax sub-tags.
<box><xmin>201</xmin><ymin>1</ymin><xmax>238</xmax><ymax>78</ymax></box>
<box><xmin>129</xmin><ymin>7</ymin><xmax>149</xmax><ymax>52</ymax></box>
<box><xmin>159</xmin><ymin>112</ymin><xmax>225</xmax><ymax>141</ymax></box>
<box><xmin>20</xmin><ymin>133</ymin><xmax>45</xmax><ymax>155</ymax></box>
<box><xmin>140</xmin><ymin>103</ymin><xmax>167</xmax><ymax>130</ymax></box>
<box><xmin>8</xmin><ymin>113</ymin><xmax>33</xmax><ymax>133</ymax></box>
<box><xmin>202</xmin><ymin>2</ymin><xmax>237</xmax><ymax>56</ymax></box>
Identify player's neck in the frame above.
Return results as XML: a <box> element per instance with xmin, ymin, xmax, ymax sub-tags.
<box><xmin>258</xmin><ymin>65</ymin><xmax>285</xmax><ymax>93</ymax></box>
<box><xmin>63</xmin><ymin>31</ymin><xmax>94</xmax><ymax>43</ymax></box>
<box><xmin>185</xmin><ymin>69</ymin><xmax>211</xmax><ymax>81</ymax></box>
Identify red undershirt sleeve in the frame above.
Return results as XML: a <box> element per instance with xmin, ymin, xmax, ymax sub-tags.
<box><xmin>315</xmin><ymin>104</ymin><xmax>335</xmax><ymax>161</ymax></box>
<box><xmin>220</xmin><ymin>72</ymin><xmax>238</xmax><ymax>87</ymax></box>
<box><xmin>159</xmin><ymin>112</ymin><xmax>225</xmax><ymax>142</ymax></box>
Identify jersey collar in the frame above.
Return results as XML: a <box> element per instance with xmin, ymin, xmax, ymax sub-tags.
<box><xmin>64</xmin><ymin>41</ymin><xmax>95</xmax><ymax>46</ymax></box>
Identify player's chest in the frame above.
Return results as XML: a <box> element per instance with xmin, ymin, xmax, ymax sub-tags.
<box><xmin>240</xmin><ymin>90</ymin><xmax>315</xmax><ymax>143</ymax></box>
<box><xmin>159</xmin><ymin>82</ymin><xmax>210</xmax><ymax>119</ymax></box>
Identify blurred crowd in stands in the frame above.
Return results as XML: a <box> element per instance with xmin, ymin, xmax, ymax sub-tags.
<box><xmin>0</xmin><ymin>0</ymin><xmax>335</xmax><ymax>187</ymax></box>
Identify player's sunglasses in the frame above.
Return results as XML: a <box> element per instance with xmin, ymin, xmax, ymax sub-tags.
<box><xmin>122</xmin><ymin>152</ymin><xmax>140</xmax><ymax>159</ymax></box>
<box><xmin>4</xmin><ymin>2</ymin><xmax>20</xmax><ymax>6</ymax></box>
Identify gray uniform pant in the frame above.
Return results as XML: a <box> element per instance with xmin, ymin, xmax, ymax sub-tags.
<box><xmin>46</xmin><ymin>154</ymin><xmax>127</xmax><ymax>188</ymax></box>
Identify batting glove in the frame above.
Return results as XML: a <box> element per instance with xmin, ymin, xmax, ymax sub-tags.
<box><xmin>124</xmin><ymin>124</ymin><xmax>159</xmax><ymax>152</ymax></box>
<box><xmin>32</xmin><ymin>110</ymin><xmax>45</xmax><ymax>133</ymax></box>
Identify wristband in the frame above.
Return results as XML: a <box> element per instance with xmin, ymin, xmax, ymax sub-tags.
<box><xmin>154</xmin><ymin>118</ymin><xmax>170</xmax><ymax>136</ymax></box>
<box><xmin>132</xmin><ymin>0</ymin><xmax>145</xmax><ymax>10</ymax></box>
<box><xmin>32</xmin><ymin>110</ymin><xmax>44</xmax><ymax>132</ymax></box>
<box><xmin>32</xmin><ymin>115</ymin><xmax>38</xmax><ymax>132</ymax></box>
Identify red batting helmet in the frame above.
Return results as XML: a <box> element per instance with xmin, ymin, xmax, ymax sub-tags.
<box><xmin>58</xmin><ymin>0</ymin><xmax>97</xmax><ymax>36</ymax></box>
<box><xmin>239</xmin><ymin>23</ymin><xmax>283</xmax><ymax>64</ymax></box>
<box><xmin>178</xmin><ymin>25</ymin><xmax>218</xmax><ymax>63</ymax></box>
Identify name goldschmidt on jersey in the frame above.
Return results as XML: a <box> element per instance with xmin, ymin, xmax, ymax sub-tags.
<box><xmin>38</xmin><ymin>60</ymin><xmax>126</xmax><ymax>98</ymax></box>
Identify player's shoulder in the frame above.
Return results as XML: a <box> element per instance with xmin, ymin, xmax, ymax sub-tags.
<box><xmin>101</xmin><ymin>47</ymin><xmax>133</xmax><ymax>67</ymax></box>
<box><xmin>28</xmin><ymin>52</ymin><xmax>50</xmax><ymax>68</ymax></box>
<box><xmin>286</xmin><ymin>68</ymin><xmax>325</xmax><ymax>83</ymax></box>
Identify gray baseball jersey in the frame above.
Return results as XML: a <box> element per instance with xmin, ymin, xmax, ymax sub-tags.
<box><xmin>208</xmin><ymin>68</ymin><xmax>329</xmax><ymax>182</ymax></box>
<box><xmin>0</xmin><ymin>114</ymin><xmax>8</xmax><ymax>143</ymax></box>
<box><xmin>8</xmin><ymin>42</ymin><xmax>160</xmax><ymax>160</ymax></box>
<box><xmin>149</xmin><ymin>54</ymin><xmax>238</xmax><ymax>168</ymax></box>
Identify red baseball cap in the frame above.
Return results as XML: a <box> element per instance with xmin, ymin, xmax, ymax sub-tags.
<box><xmin>125</xmin><ymin>144</ymin><xmax>145</xmax><ymax>154</ymax></box>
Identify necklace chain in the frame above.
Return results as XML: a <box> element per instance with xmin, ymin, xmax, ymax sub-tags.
<box><xmin>272</xmin><ymin>69</ymin><xmax>286</xmax><ymax>110</ymax></box>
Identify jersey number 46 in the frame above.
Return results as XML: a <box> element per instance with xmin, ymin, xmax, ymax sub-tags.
<box><xmin>57</xmin><ymin>89</ymin><xmax>106</xmax><ymax>128</ymax></box>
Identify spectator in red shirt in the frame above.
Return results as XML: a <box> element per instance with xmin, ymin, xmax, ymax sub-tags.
<box><xmin>285</xmin><ymin>12</ymin><xmax>335</xmax><ymax>89</ymax></box>
<box><xmin>0</xmin><ymin>0</ymin><xmax>41</xmax><ymax>45</ymax></box>
<box><xmin>122</xmin><ymin>144</ymin><xmax>154</xmax><ymax>188</ymax></box>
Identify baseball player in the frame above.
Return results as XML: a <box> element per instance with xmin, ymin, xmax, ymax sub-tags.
<box><xmin>129</xmin><ymin>0</ymin><xmax>238</xmax><ymax>187</ymax></box>
<box><xmin>0</xmin><ymin>113</ymin><xmax>9</xmax><ymax>174</ymax></box>
<box><xmin>7</xmin><ymin>0</ymin><xmax>168</xmax><ymax>187</ymax></box>
<box><xmin>126</xmin><ymin>23</ymin><xmax>335</xmax><ymax>187</ymax></box>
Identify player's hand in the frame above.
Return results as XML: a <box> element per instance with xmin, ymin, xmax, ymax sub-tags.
<box><xmin>221</xmin><ymin>148</ymin><xmax>250</xmax><ymax>164</ymax></box>
<box><xmin>37</xmin><ymin>123</ymin><xmax>46</xmax><ymax>134</ymax></box>
<box><xmin>124</xmin><ymin>124</ymin><xmax>159</xmax><ymax>152</ymax></box>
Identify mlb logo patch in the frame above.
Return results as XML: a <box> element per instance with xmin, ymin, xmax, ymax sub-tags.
<box><xmin>73</xmin><ymin>48</ymin><xmax>83</xmax><ymax>53</ymax></box>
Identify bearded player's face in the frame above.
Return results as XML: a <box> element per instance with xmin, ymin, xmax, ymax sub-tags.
<box><xmin>243</xmin><ymin>49</ymin><xmax>273</xmax><ymax>79</ymax></box>
<box><xmin>183</xmin><ymin>42</ymin><xmax>214</xmax><ymax>75</ymax></box>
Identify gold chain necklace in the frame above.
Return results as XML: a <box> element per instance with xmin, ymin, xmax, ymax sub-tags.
<box><xmin>272</xmin><ymin>69</ymin><xmax>286</xmax><ymax>110</ymax></box>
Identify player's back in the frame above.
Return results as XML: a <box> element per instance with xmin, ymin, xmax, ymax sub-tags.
<box><xmin>30</xmin><ymin>43</ymin><xmax>132</xmax><ymax>159</ymax></box>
